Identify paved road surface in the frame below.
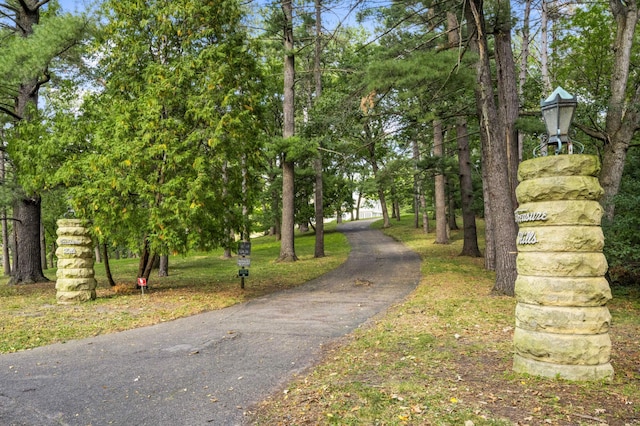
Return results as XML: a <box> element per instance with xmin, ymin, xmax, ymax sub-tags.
<box><xmin>0</xmin><ymin>220</ymin><xmax>421</xmax><ymax>425</ymax></box>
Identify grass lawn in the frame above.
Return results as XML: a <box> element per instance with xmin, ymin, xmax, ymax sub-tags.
<box><xmin>251</xmin><ymin>216</ymin><xmax>640</xmax><ymax>426</ymax></box>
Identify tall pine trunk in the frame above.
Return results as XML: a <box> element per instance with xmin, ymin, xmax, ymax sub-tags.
<box><xmin>434</xmin><ymin>120</ymin><xmax>448</xmax><ymax>244</ymax></box>
<box><xmin>494</xmin><ymin>1</ymin><xmax>520</xmax><ymax>209</ymax></box>
<box><xmin>9</xmin><ymin>3</ymin><xmax>48</xmax><ymax>284</ymax></box>
<box><xmin>412</xmin><ymin>139</ymin><xmax>421</xmax><ymax>229</ymax></box>
<box><xmin>313</xmin><ymin>0</ymin><xmax>325</xmax><ymax>258</ymax></box>
<box><xmin>456</xmin><ymin>118</ymin><xmax>482</xmax><ymax>257</ymax></box>
<box><xmin>447</xmin><ymin>11</ymin><xmax>479</xmax><ymax>254</ymax></box>
<box><xmin>278</xmin><ymin>0</ymin><xmax>297</xmax><ymax>262</ymax></box>
<box><xmin>1</xmin><ymin>148</ymin><xmax>10</xmax><ymax>276</ymax></box>
<box><xmin>9</xmin><ymin>197</ymin><xmax>48</xmax><ymax>284</ymax></box>
<box><xmin>466</xmin><ymin>0</ymin><xmax>517</xmax><ymax>295</ymax></box>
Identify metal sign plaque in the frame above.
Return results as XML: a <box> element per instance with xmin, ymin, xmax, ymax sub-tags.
<box><xmin>238</xmin><ymin>242</ymin><xmax>251</xmax><ymax>256</ymax></box>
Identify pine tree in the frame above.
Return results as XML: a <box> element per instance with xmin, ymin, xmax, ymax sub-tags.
<box><xmin>0</xmin><ymin>0</ymin><xmax>87</xmax><ymax>284</ymax></box>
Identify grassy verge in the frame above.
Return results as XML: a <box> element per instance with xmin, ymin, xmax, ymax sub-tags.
<box><xmin>0</xmin><ymin>224</ymin><xmax>349</xmax><ymax>354</ymax></box>
<box><xmin>252</xmin><ymin>216</ymin><xmax>640</xmax><ymax>425</ymax></box>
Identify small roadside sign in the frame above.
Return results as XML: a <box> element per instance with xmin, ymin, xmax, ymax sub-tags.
<box><xmin>238</xmin><ymin>268</ymin><xmax>249</xmax><ymax>277</ymax></box>
<box><xmin>238</xmin><ymin>242</ymin><xmax>251</xmax><ymax>256</ymax></box>
<box><xmin>237</xmin><ymin>257</ymin><xmax>251</xmax><ymax>267</ymax></box>
<box><xmin>137</xmin><ymin>277</ymin><xmax>147</xmax><ymax>295</ymax></box>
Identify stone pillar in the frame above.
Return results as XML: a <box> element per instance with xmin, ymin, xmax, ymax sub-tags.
<box><xmin>55</xmin><ymin>219</ymin><xmax>97</xmax><ymax>304</ymax></box>
<box><xmin>513</xmin><ymin>155</ymin><xmax>614</xmax><ymax>381</ymax></box>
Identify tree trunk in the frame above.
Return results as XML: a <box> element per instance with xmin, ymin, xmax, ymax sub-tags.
<box><xmin>94</xmin><ymin>245</ymin><xmax>102</xmax><ymax>263</ymax></box>
<box><xmin>413</xmin><ymin>185</ymin><xmax>419</xmax><ymax>228</ymax></box>
<box><xmin>40</xmin><ymin>222</ymin><xmax>47</xmax><ymax>270</ymax></box>
<box><xmin>494</xmin><ymin>1</ymin><xmax>520</xmax><ymax>209</ymax></box>
<box><xmin>420</xmin><ymin>192</ymin><xmax>430</xmax><ymax>233</ymax></box>
<box><xmin>241</xmin><ymin>153</ymin><xmax>250</xmax><ymax>241</ymax></box>
<box><xmin>9</xmin><ymin>3</ymin><xmax>48</xmax><ymax>285</ymax></box>
<box><xmin>2</xmin><ymin>208</ymin><xmax>10</xmax><ymax>276</ymax></box>
<box><xmin>456</xmin><ymin>118</ymin><xmax>482</xmax><ymax>257</ymax></box>
<box><xmin>434</xmin><ymin>120</ymin><xmax>448</xmax><ymax>244</ymax></box>
<box><xmin>378</xmin><ymin>186</ymin><xmax>390</xmax><ymax>228</ymax></box>
<box><xmin>518</xmin><ymin>0</ymin><xmax>532</xmax><ymax>98</ymax></box>
<box><xmin>279</xmin><ymin>161</ymin><xmax>297</xmax><ymax>261</ymax></box>
<box><xmin>600</xmin><ymin>0</ymin><xmax>640</xmax><ymax>220</ymax></box>
<box><xmin>447</xmin><ymin>177</ymin><xmax>458</xmax><ymax>231</ymax></box>
<box><xmin>482</xmin><ymin>158</ymin><xmax>495</xmax><ymax>270</ymax></box>
<box><xmin>221</xmin><ymin>161</ymin><xmax>233</xmax><ymax>259</ymax></box>
<box><xmin>270</xmin><ymin>180</ymin><xmax>281</xmax><ymax>240</ymax></box>
<box><xmin>390</xmin><ymin>184</ymin><xmax>399</xmax><ymax>220</ymax></box>
<box><xmin>102</xmin><ymin>243</ymin><xmax>116</xmax><ymax>287</ymax></box>
<box><xmin>9</xmin><ymin>197</ymin><xmax>48</xmax><ymax>284</ymax></box>
<box><xmin>466</xmin><ymin>0</ymin><xmax>518</xmax><ymax>295</ymax></box>
<box><xmin>412</xmin><ymin>138</ymin><xmax>420</xmax><ymax>229</ymax></box>
<box><xmin>142</xmin><ymin>253</ymin><xmax>158</xmax><ymax>282</ymax></box>
<box><xmin>138</xmin><ymin>239</ymin><xmax>150</xmax><ymax>279</ymax></box>
<box><xmin>278</xmin><ymin>0</ymin><xmax>298</xmax><ymax>262</ymax></box>
<box><xmin>540</xmin><ymin>0</ymin><xmax>551</xmax><ymax>92</ymax></box>
<box><xmin>370</xmin><ymin>153</ymin><xmax>390</xmax><ymax>228</ymax></box>
<box><xmin>158</xmin><ymin>254</ymin><xmax>168</xmax><ymax>277</ymax></box>
<box><xmin>313</xmin><ymin>0</ymin><xmax>325</xmax><ymax>258</ymax></box>
<box><xmin>447</xmin><ymin>11</ymin><xmax>477</xmax><ymax>253</ymax></box>
<box><xmin>0</xmin><ymin>143</ymin><xmax>8</xmax><ymax>275</ymax></box>
<box><xmin>12</xmin><ymin>225</ymin><xmax>17</xmax><ymax>275</ymax></box>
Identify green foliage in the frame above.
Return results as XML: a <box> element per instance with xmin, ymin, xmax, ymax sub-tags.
<box><xmin>551</xmin><ymin>3</ymin><xmax>620</xmax><ymax>149</ymax></box>
<box><xmin>603</xmin><ymin>149</ymin><xmax>640</xmax><ymax>285</ymax></box>
<box><xmin>0</xmin><ymin>12</ymin><xmax>86</xmax><ymax>92</ymax></box>
<box><xmin>0</xmin><ymin>2</ymin><xmax>90</xmax><ymax>194</ymax></box>
<box><xmin>62</xmin><ymin>0</ymin><xmax>265</xmax><ymax>256</ymax></box>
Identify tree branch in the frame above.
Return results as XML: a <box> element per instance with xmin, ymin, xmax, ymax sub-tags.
<box><xmin>0</xmin><ymin>2</ymin><xmax>18</xmax><ymax>13</ymax></box>
<box><xmin>34</xmin><ymin>0</ymin><xmax>50</xmax><ymax>9</ymax></box>
<box><xmin>17</xmin><ymin>0</ymin><xmax>31</xmax><ymax>12</ymax></box>
<box><xmin>33</xmin><ymin>69</ymin><xmax>51</xmax><ymax>93</ymax></box>
<box><xmin>574</xmin><ymin>122</ymin><xmax>607</xmax><ymax>143</ymax></box>
<box><xmin>0</xmin><ymin>105</ymin><xmax>22</xmax><ymax>121</ymax></box>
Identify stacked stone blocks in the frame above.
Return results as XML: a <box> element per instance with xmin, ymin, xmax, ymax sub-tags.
<box><xmin>513</xmin><ymin>155</ymin><xmax>614</xmax><ymax>381</ymax></box>
<box><xmin>55</xmin><ymin>219</ymin><xmax>97</xmax><ymax>304</ymax></box>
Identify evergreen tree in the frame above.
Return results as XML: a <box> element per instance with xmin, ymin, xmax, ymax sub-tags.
<box><xmin>0</xmin><ymin>0</ymin><xmax>87</xmax><ymax>284</ymax></box>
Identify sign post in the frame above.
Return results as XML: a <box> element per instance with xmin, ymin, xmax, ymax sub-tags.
<box><xmin>237</xmin><ymin>242</ymin><xmax>251</xmax><ymax>289</ymax></box>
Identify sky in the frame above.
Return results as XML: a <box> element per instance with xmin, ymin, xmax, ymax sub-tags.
<box><xmin>58</xmin><ymin>0</ymin><xmax>94</xmax><ymax>13</ymax></box>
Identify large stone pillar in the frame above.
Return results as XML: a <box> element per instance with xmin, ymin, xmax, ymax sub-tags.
<box><xmin>55</xmin><ymin>219</ymin><xmax>97</xmax><ymax>304</ymax></box>
<box><xmin>513</xmin><ymin>155</ymin><xmax>614</xmax><ymax>381</ymax></box>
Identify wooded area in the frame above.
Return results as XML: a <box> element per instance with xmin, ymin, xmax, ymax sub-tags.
<box><xmin>1</xmin><ymin>0</ymin><xmax>639</xmax><ymax>295</ymax></box>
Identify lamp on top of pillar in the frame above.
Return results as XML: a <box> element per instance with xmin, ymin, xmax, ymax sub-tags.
<box><xmin>541</xmin><ymin>86</ymin><xmax>577</xmax><ymax>155</ymax></box>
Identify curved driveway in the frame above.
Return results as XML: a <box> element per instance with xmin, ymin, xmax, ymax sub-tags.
<box><xmin>0</xmin><ymin>220</ymin><xmax>421</xmax><ymax>426</ymax></box>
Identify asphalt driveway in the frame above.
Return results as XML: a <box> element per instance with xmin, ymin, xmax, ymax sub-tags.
<box><xmin>0</xmin><ymin>219</ymin><xmax>421</xmax><ymax>426</ymax></box>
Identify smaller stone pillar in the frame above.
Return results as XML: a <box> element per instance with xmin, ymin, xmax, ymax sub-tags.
<box><xmin>55</xmin><ymin>219</ymin><xmax>97</xmax><ymax>304</ymax></box>
<box><xmin>513</xmin><ymin>155</ymin><xmax>613</xmax><ymax>381</ymax></box>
